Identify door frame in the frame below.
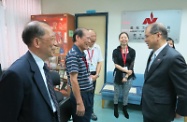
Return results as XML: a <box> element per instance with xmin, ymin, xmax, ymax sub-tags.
<box><xmin>75</xmin><ymin>12</ymin><xmax>108</xmax><ymax>84</ymax></box>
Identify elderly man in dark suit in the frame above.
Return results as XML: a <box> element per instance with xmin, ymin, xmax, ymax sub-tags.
<box><xmin>0</xmin><ymin>21</ymin><xmax>60</xmax><ymax>122</ymax></box>
<box><xmin>142</xmin><ymin>23</ymin><xmax>187</xmax><ymax>122</ymax></box>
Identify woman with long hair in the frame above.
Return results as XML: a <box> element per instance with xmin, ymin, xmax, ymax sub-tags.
<box><xmin>112</xmin><ymin>32</ymin><xmax>136</xmax><ymax>119</ymax></box>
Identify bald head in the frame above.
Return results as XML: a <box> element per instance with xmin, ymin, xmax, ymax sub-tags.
<box><xmin>88</xmin><ymin>29</ymin><xmax>96</xmax><ymax>34</ymax></box>
<box><xmin>88</xmin><ymin>29</ymin><xmax>97</xmax><ymax>47</ymax></box>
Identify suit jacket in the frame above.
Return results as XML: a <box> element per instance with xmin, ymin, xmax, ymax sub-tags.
<box><xmin>0</xmin><ymin>51</ymin><xmax>57</xmax><ymax>122</ymax></box>
<box><xmin>142</xmin><ymin>45</ymin><xmax>187</xmax><ymax>122</ymax></box>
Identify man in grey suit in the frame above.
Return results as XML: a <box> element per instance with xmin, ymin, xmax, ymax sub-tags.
<box><xmin>142</xmin><ymin>23</ymin><xmax>187</xmax><ymax>122</ymax></box>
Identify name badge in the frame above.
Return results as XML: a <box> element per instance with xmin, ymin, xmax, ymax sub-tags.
<box><xmin>123</xmin><ymin>66</ymin><xmax>128</xmax><ymax>70</ymax></box>
<box><xmin>89</xmin><ymin>76</ymin><xmax>93</xmax><ymax>83</ymax></box>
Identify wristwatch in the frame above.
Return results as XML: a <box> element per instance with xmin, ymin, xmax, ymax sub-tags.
<box><xmin>96</xmin><ymin>74</ymin><xmax>100</xmax><ymax>78</ymax></box>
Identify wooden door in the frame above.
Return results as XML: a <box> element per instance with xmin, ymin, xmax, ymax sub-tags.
<box><xmin>75</xmin><ymin>13</ymin><xmax>108</xmax><ymax>94</ymax></box>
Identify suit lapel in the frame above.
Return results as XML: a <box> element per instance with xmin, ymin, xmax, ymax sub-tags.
<box><xmin>26</xmin><ymin>52</ymin><xmax>52</xmax><ymax>109</ymax></box>
<box><xmin>145</xmin><ymin>45</ymin><xmax>168</xmax><ymax>82</ymax></box>
<box><xmin>147</xmin><ymin>54</ymin><xmax>163</xmax><ymax>77</ymax></box>
<box><xmin>144</xmin><ymin>51</ymin><xmax>153</xmax><ymax>79</ymax></box>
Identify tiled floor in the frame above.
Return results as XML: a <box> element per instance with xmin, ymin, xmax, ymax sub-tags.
<box><xmin>92</xmin><ymin>94</ymin><xmax>184</xmax><ymax>122</ymax></box>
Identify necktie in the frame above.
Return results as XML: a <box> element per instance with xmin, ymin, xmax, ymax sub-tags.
<box><xmin>148</xmin><ymin>53</ymin><xmax>156</xmax><ymax>71</ymax></box>
<box><xmin>43</xmin><ymin>63</ymin><xmax>61</xmax><ymax>122</ymax></box>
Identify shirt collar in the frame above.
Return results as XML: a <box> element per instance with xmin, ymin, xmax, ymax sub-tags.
<box><xmin>72</xmin><ymin>44</ymin><xmax>85</xmax><ymax>57</ymax></box>
<box><xmin>29</xmin><ymin>50</ymin><xmax>45</xmax><ymax>70</ymax></box>
<box><xmin>88</xmin><ymin>43</ymin><xmax>97</xmax><ymax>50</ymax></box>
<box><xmin>154</xmin><ymin>43</ymin><xmax>167</xmax><ymax>57</ymax></box>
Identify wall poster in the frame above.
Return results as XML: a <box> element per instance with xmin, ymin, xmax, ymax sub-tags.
<box><xmin>121</xmin><ymin>10</ymin><xmax>182</xmax><ymax>43</ymax></box>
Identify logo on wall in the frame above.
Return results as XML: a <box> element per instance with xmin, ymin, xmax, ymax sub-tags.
<box><xmin>143</xmin><ymin>12</ymin><xmax>158</xmax><ymax>25</ymax></box>
<box><xmin>121</xmin><ymin>10</ymin><xmax>182</xmax><ymax>43</ymax></box>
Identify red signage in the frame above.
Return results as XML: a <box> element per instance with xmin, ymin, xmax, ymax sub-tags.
<box><xmin>143</xmin><ymin>12</ymin><xmax>158</xmax><ymax>25</ymax></box>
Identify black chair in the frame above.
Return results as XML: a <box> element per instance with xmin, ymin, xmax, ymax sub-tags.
<box><xmin>59</xmin><ymin>97</ymin><xmax>72</xmax><ymax>122</ymax></box>
<box><xmin>49</xmin><ymin>71</ymin><xmax>72</xmax><ymax>122</ymax></box>
<box><xmin>50</xmin><ymin>71</ymin><xmax>65</xmax><ymax>102</ymax></box>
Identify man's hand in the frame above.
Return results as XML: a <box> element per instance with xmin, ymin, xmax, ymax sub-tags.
<box><xmin>76</xmin><ymin>102</ymin><xmax>85</xmax><ymax>116</ymax></box>
<box><xmin>127</xmin><ymin>70</ymin><xmax>132</xmax><ymax>76</ymax></box>
<box><xmin>90</xmin><ymin>75</ymin><xmax>97</xmax><ymax>82</ymax></box>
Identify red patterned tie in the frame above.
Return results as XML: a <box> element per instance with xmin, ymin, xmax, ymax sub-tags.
<box><xmin>43</xmin><ymin>63</ymin><xmax>61</xmax><ymax>122</ymax></box>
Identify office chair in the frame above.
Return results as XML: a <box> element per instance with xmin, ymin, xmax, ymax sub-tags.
<box><xmin>49</xmin><ymin>71</ymin><xmax>72</xmax><ymax>122</ymax></box>
<box><xmin>50</xmin><ymin>71</ymin><xmax>64</xmax><ymax>102</ymax></box>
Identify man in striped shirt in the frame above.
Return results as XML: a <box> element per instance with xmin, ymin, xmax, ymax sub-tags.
<box><xmin>66</xmin><ymin>28</ymin><xmax>94</xmax><ymax>122</ymax></box>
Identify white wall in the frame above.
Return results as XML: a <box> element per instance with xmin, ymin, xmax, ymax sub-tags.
<box><xmin>41</xmin><ymin>0</ymin><xmax>187</xmax><ymax>74</ymax></box>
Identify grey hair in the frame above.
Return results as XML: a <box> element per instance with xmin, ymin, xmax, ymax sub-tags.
<box><xmin>72</xmin><ymin>28</ymin><xmax>88</xmax><ymax>42</ymax></box>
<box><xmin>22</xmin><ymin>21</ymin><xmax>47</xmax><ymax>46</ymax></box>
<box><xmin>149</xmin><ymin>23</ymin><xmax>168</xmax><ymax>40</ymax></box>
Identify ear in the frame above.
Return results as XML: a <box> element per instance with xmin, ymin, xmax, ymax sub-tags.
<box><xmin>75</xmin><ymin>35</ymin><xmax>80</xmax><ymax>41</ymax></box>
<box><xmin>33</xmin><ymin>37</ymin><xmax>41</xmax><ymax>48</ymax></box>
<box><xmin>157</xmin><ymin>32</ymin><xmax>162</xmax><ymax>38</ymax></box>
<box><xmin>156</xmin><ymin>32</ymin><xmax>162</xmax><ymax>42</ymax></box>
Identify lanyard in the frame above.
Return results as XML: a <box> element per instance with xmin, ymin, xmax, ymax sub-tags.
<box><xmin>121</xmin><ymin>47</ymin><xmax>128</xmax><ymax>65</ymax></box>
<box><xmin>87</xmin><ymin>49</ymin><xmax>94</xmax><ymax>63</ymax></box>
<box><xmin>82</xmin><ymin>57</ymin><xmax>89</xmax><ymax>73</ymax></box>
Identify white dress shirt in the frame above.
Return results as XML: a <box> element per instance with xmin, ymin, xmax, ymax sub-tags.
<box><xmin>29</xmin><ymin>50</ymin><xmax>56</xmax><ymax>112</ymax></box>
<box><xmin>84</xmin><ymin>43</ymin><xmax>104</xmax><ymax>72</ymax></box>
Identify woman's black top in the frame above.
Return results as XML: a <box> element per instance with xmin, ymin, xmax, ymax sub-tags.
<box><xmin>112</xmin><ymin>46</ymin><xmax>136</xmax><ymax>85</ymax></box>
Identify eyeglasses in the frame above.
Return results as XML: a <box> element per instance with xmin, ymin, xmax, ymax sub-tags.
<box><xmin>153</xmin><ymin>31</ymin><xmax>158</xmax><ymax>34</ymax></box>
<box><xmin>145</xmin><ymin>32</ymin><xmax>161</xmax><ymax>38</ymax></box>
